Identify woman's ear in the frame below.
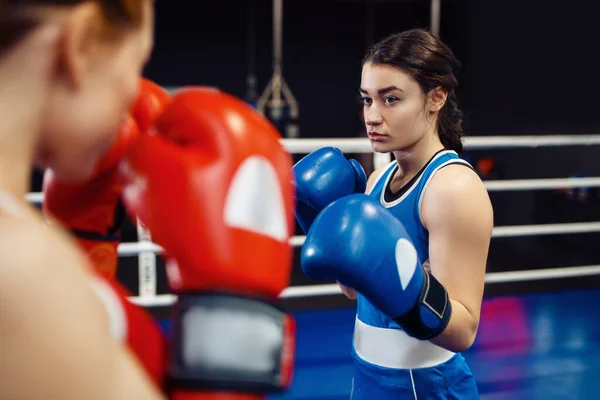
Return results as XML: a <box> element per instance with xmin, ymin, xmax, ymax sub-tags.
<box><xmin>58</xmin><ymin>2</ymin><xmax>103</xmax><ymax>88</ymax></box>
<box><xmin>428</xmin><ymin>86</ymin><xmax>448</xmax><ymax>113</ymax></box>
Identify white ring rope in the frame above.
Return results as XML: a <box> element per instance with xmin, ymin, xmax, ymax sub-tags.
<box><xmin>25</xmin><ymin>134</ymin><xmax>600</xmax><ymax>205</ymax></box>
<box><xmin>281</xmin><ymin>134</ymin><xmax>600</xmax><ymax>153</ymax></box>
<box><xmin>492</xmin><ymin>221</ymin><xmax>600</xmax><ymax>237</ymax></box>
<box><xmin>24</xmin><ymin>177</ymin><xmax>600</xmax><ymax>206</ymax></box>
<box><xmin>116</xmin><ymin>221</ymin><xmax>600</xmax><ymax>257</ymax></box>
<box><xmin>128</xmin><ymin>284</ymin><xmax>347</xmax><ymax>307</ymax></box>
<box><xmin>485</xmin><ymin>177</ymin><xmax>600</xmax><ymax>191</ymax></box>
<box><xmin>27</xmin><ymin>134</ymin><xmax>600</xmax><ymax>306</ymax></box>
<box><xmin>128</xmin><ymin>263</ymin><xmax>600</xmax><ymax>307</ymax></box>
<box><xmin>26</xmin><ymin>192</ymin><xmax>43</xmax><ymax>204</ymax></box>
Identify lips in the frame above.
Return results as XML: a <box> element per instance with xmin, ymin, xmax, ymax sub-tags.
<box><xmin>367</xmin><ymin>132</ymin><xmax>387</xmax><ymax>142</ymax></box>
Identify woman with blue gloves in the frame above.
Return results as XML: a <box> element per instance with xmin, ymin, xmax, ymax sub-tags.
<box><xmin>293</xmin><ymin>29</ymin><xmax>493</xmax><ymax>399</ymax></box>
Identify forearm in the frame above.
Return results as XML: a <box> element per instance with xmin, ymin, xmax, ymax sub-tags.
<box><xmin>429</xmin><ymin>298</ymin><xmax>478</xmax><ymax>352</ymax></box>
<box><xmin>338</xmin><ymin>282</ymin><xmax>357</xmax><ymax>299</ymax></box>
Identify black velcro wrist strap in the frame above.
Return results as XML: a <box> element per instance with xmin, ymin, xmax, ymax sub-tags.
<box><xmin>70</xmin><ymin>199</ymin><xmax>126</xmax><ymax>240</ymax></box>
<box><xmin>168</xmin><ymin>293</ymin><xmax>295</xmax><ymax>394</ymax></box>
<box><xmin>108</xmin><ymin>199</ymin><xmax>126</xmax><ymax>235</ymax></box>
<box><xmin>70</xmin><ymin>229</ymin><xmax>120</xmax><ymax>243</ymax></box>
<box><xmin>393</xmin><ymin>267</ymin><xmax>452</xmax><ymax>340</ymax></box>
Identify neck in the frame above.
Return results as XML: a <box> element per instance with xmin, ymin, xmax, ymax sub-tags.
<box><xmin>392</xmin><ymin>131</ymin><xmax>445</xmax><ymax>178</ymax></box>
<box><xmin>0</xmin><ymin>136</ymin><xmax>36</xmax><ymax>200</ymax></box>
<box><xmin>0</xmin><ymin>24</ymin><xmax>58</xmax><ymax>200</ymax></box>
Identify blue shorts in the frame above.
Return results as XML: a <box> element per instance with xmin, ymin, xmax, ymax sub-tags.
<box><xmin>350</xmin><ymin>352</ymin><xmax>479</xmax><ymax>399</ymax></box>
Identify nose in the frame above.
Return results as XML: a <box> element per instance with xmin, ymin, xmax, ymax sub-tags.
<box><xmin>365</xmin><ymin>105</ymin><xmax>382</xmax><ymax>127</ymax></box>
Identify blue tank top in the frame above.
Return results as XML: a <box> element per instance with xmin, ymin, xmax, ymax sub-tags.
<box><xmin>357</xmin><ymin>149</ymin><xmax>473</xmax><ymax>330</ymax></box>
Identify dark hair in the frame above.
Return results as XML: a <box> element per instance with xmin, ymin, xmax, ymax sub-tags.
<box><xmin>0</xmin><ymin>0</ymin><xmax>145</xmax><ymax>56</ymax></box>
<box><xmin>363</xmin><ymin>28</ymin><xmax>464</xmax><ymax>153</ymax></box>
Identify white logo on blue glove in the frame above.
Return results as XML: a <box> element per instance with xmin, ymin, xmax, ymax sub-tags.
<box><xmin>395</xmin><ymin>238</ymin><xmax>418</xmax><ymax>291</ymax></box>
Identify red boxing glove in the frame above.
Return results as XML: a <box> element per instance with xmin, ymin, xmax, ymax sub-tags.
<box><xmin>133</xmin><ymin>78</ymin><xmax>172</xmax><ymax>132</ymax></box>
<box><xmin>43</xmin><ymin>116</ymin><xmax>140</xmax><ymax>279</ymax></box>
<box><xmin>91</xmin><ymin>274</ymin><xmax>166</xmax><ymax>388</ymax></box>
<box><xmin>122</xmin><ymin>88</ymin><xmax>296</xmax><ymax>400</ymax></box>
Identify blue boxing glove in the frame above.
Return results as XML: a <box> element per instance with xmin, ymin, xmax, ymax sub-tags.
<box><xmin>301</xmin><ymin>194</ymin><xmax>452</xmax><ymax>340</ymax></box>
<box><xmin>293</xmin><ymin>147</ymin><xmax>367</xmax><ymax>233</ymax></box>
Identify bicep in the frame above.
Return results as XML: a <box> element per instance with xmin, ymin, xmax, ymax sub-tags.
<box><xmin>422</xmin><ymin>168</ymin><xmax>493</xmax><ymax>318</ymax></box>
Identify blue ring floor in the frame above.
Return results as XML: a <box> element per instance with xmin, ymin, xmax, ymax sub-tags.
<box><xmin>161</xmin><ymin>288</ymin><xmax>600</xmax><ymax>400</ymax></box>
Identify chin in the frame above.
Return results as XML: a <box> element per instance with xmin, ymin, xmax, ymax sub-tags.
<box><xmin>370</xmin><ymin>141</ymin><xmax>393</xmax><ymax>154</ymax></box>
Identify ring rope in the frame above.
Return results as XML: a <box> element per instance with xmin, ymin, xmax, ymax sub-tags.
<box><xmin>485</xmin><ymin>177</ymin><xmax>600</xmax><ymax>191</ymax></box>
<box><xmin>24</xmin><ymin>176</ymin><xmax>600</xmax><ymax>206</ymax></box>
<box><xmin>281</xmin><ymin>134</ymin><xmax>600</xmax><ymax>153</ymax></box>
<box><xmin>25</xmin><ymin>134</ymin><xmax>600</xmax><ymax>205</ymax></box>
<box><xmin>128</xmin><ymin>263</ymin><xmax>600</xmax><ymax>307</ymax></box>
<box><xmin>116</xmin><ymin>221</ymin><xmax>600</xmax><ymax>257</ymax></box>
<box><xmin>28</xmin><ymin>134</ymin><xmax>600</xmax><ymax>307</ymax></box>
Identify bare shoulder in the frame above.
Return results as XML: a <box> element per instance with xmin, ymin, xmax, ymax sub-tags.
<box><xmin>421</xmin><ymin>164</ymin><xmax>493</xmax><ymax>230</ymax></box>
<box><xmin>0</xmin><ymin>215</ymin><xmax>84</xmax><ymax>277</ymax></box>
<box><xmin>427</xmin><ymin>163</ymin><xmax>489</xmax><ymax>199</ymax></box>
<box><xmin>365</xmin><ymin>162</ymin><xmax>393</xmax><ymax>194</ymax></box>
<box><xmin>0</xmin><ymin>216</ymin><xmax>53</xmax><ymax>277</ymax></box>
<box><xmin>0</xmin><ymin>217</ymin><xmax>165</xmax><ymax>399</ymax></box>
<box><xmin>0</xmin><ymin>215</ymin><xmax>93</xmax><ymax>306</ymax></box>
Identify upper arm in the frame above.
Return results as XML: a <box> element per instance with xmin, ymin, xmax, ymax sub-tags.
<box><xmin>420</xmin><ymin>165</ymin><xmax>493</xmax><ymax>323</ymax></box>
<box><xmin>0</xmin><ymin>219</ymin><xmax>164</xmax><ymax>400</ymax></box>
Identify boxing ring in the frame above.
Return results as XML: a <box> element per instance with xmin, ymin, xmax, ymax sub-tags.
<box><xmin>27</xmin><ymin>134</ymin><xmax>600</xmax><ymax>399</ymax></box>
<box><xmin>26</xmin><ymin>134</ymin><xmax>600</xmax><ymax>305</ymax></box>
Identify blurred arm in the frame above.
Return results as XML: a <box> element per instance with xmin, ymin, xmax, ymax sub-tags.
<box><xmin>0</xmin><ymin>216</ymin><xmax>166</xmax><ymax>400</ymax></box>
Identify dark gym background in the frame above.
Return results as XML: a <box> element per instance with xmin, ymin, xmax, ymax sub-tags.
<box><xmin>31</xmin><ymin>0</ymin><xmax>600</xmax><ymax>308</ymax></box>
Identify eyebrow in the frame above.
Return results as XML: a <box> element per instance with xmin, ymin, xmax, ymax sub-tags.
<box><xmin>359</xmin><ymin>86</ymin><xmax>404</xmax><ymax>95</ymax></box>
